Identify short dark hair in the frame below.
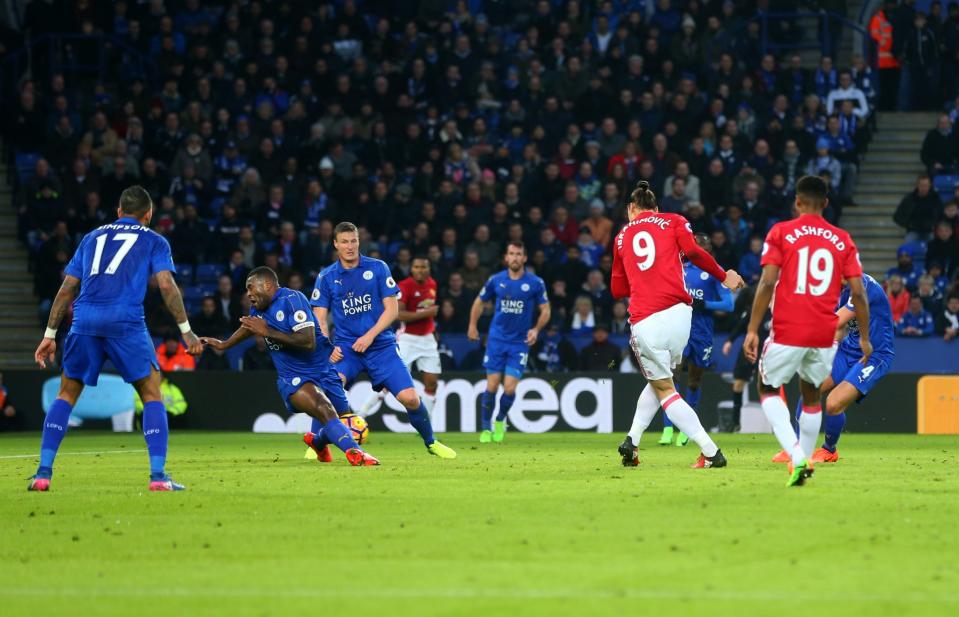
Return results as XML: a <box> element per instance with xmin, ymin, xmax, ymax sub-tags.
<box><xmin>795</xmin><ymin>175</ymin><xmax>828</xmax><ymax>207</ymax></box>
<box><xmin>506</xmin><ymin>241</ymin><xmax>526</xmax><ymax>254</ymax></box>
<box><xmin>119</xmin><ymin>185</ymin><xmax>153</xmax><ymax>216</ymax></box>
<box><xmin>412</xmin><ymin>254</ymin><xmax>430</xmax><ymax>264</ymax></box>
<box><xmin>334</xmin><ymin>221</ymin><xmax>359</xmax><ymax>239</ymax></box>
<box><xmin>247</xmin><ymin>266</ymin><xmax>278</xmax><ymax>286</ymax></box>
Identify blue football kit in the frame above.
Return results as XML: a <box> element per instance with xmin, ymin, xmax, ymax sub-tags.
<box><xmin>250</xmin><ymin>287</ymin><xmax>349</xmax><ymax>414</ymax></box>
<box><xmin>833</xmin><ymin>273</ymin><xmax>896</xmax><ymax>399</ymax></box>
<box><xmin>683</xmin><ymin>263</ymin><xmax>734</xmax><ymax>369</ymax></box>
<box><xmin>478</xmin><ymin>269</ymin><xmax>548</xmax><ymax>379</ymax></box>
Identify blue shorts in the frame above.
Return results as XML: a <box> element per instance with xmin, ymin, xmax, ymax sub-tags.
<box><xmin>277</xmin><ymin>364</ymin><xmax>350</xmax><ymax>414</ymax></box>
<box><xmin>483</xmin><ymin>339</ymin><xmax>530</xmax><ymax>379</ymax></box>
<box><xmin>683</xmin><ymin>327</ymin><xmax>714</xmax><ymax>369</ymax></box>
<box><xmin>62</xmin><ymin>330</ymin><xmax>159</xmax><ymax>386</ymax></box>
<box><xmin>333</xmin><ymin>342</ymin><xmax>414</xmax><ymax>395</ymax></box>
<box><xmin>831</xmin><ymin>348</ymin><xmax>893</xmax><ymax>400</ymax></box>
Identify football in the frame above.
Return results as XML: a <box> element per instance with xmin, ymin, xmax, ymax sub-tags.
<box><xmin>339</xmin><ymin>413</ymin><xmax>370</xmax><ymax>445</ymax></box>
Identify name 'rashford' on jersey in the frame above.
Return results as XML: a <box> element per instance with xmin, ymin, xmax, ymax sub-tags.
<box><xmin>64</xmin><ymin>217</ymin><xmax>175</xmax><ymax>338</ymax></box>
<box><xmin>251</xmin><ymin>287</ymin><xmax>335</xmax><ymax>379</ymax></box>
<box><xmin>311</xmin><ymin>255</ymin><xmax>399</xmax><ymax>348</ymax></box>
<box><xmin>478</xmin><ymin>270</ymin><xmax>548</xmax><ymax>344</ymax></box>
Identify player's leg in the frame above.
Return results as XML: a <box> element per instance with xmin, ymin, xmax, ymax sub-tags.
<box><xmin>290</xmin><ymin>382</ymin><xmax>378</xmax><ymax>465</ymax></box>
<box><xmin>412</xmin><ymin>336</ymin><xmax>442</xmax><ymax>416</ymax></box>
<box><xmin>675</xmin><ymin>361</ymin><xmax>707</xmax><ymax>447</ymax></box>
<box><xmin>619</xmin><ymin>382</ymin><xmax>661</xmax><ymax>466</ymax></box>
<box><xmin>493</xmin><ymin>372</ymin><xmax>520</xmax><ymax>443</ymax></box>
<box><xmin>757</xmin><ymin>342</ymin><xmax>814</xmax><ymax>486</ymax></box>
<box><xmin>421</xmin><ymin>370</ymin><xmax>440</xmax><ymax>416</ymax></box>
<box><xmin>30</xmin><ymin>372</ymin><xmax>85</xmax><ymax>491</ymax></box>
<box><xmin>796</xmin><ymin>378</ymin><xmax>824</xmax><ymax>459</ymax></box>
<box><xmin>815</xmin><ymin>380</ymin><xmax>860</xmax><ymax>462</ymax></box>
<box><xmin>480</xmin><ymin>342</ymin><xmax>507</xmax><ymax>441</ymax></box>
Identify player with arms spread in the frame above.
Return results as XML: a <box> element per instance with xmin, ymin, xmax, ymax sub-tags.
<box><xmin>358</xmin><ymin>256</ymin><xmax>442</xmax><ymax>419</ymax></box>
<box><xmin>202</xmin><ymin>267</ymin><xmax>379</xmax><ymax>466</ymax></box>
<box><xmin>613</xmin><ymin>181</ymin><xmax>744</xmax><ymax>468</ymax></box>
<box><xmin>30</xmin><ymin>186</ymin><xmax>202</xmax><ymax>492</ymax></box>
<box><xmin>744</xmin><ymin>175</ymin><xmax>871</xmax><ymax>487</ymax></box>
<box><xmin>467</xmin><ymin>242</ymin><xmax>550</xmax><ymax>443</ymax></box>
<box><xmin>311</xmin><ymin>222</ymin><xmax>456</xmax><ymax>459</ymax></box>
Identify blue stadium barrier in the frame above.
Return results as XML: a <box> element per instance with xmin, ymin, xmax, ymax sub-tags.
<box><xmin>42</xmin><ymin>374</ymin><xmax>134</xmax><ymax>421</ymax></box>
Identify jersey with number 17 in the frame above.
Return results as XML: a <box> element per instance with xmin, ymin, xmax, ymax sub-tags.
<box><xmin>64</xmin><ymin>216</ymin><xmax>176</xmax><ymax>338</ymax></box>
<box><xmin>761</xmin><ymin>213</ymin><xmax>862</xmax><ymax>348</ymax></box>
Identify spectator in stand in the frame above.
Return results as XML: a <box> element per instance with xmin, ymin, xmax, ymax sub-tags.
<box><xmin>156</xmin><ymin>337</ymin><xmax>196</xmax><ymax>372</ymax></box>
<box><xmin>549</xmin><ymin>205</ymin><xmax>580</xmax><ymax>246</ymax></box>
<box><xmin>826</xmin><ymin>70</ymin><xmax>871</xmax><ymax>118</ymax></box>
<box><xmin>937</xmin><ymin>295</ymin><xmax>959</xmax><ymax>340</ymax></box>
<box><xmin>920</xmin><ymin>115</ymin><xmax>959</xmax><ymax>176</ymax></box>
<box><xmin>806</xmin><ymin>138</ymin><xmax>843</xmax><ymax>195</ymax></box>
<box><xmin>568</xmin><ymin>296</ymin><xmax>595</xmax><ymax>336</ymax></box>
<box><xmin>942</xmin><ymin>201</ymin><xmax>959</xmax><ymax>235</ymax></box>
<box><xmin>457</xmin><ymin>251</ymin><xmax>488</xmax><ymax>292</ymax></box>
<box><xmin>578</xmin><ymin>323</ymin><xmax>621</xmax><ymax>371</ymax></box>
<box><xmin>215</xmin><ymin>275</ymin><xmax>242</xmax><ymax>328</ymax></box>
<box><xmin>899</xmin><ymin>11</ymin><xmax>939</xmax><ymax>112</ymax></box>
<box><xmin>894</xmin><ymin>174</ymin><xmax>943</xmax><ymax>242</ymax></box>
<box><xmin>886</xmin><ymin>274</ymin><xmax>911</xmax><ymax>322</ymax></box>
<box><xmin>739</xmin><ymin>236</ymin><xmax>764</xmax><ymax>286</ymax></box>
<box><xmin>897</xmin><ymin>296</ymin><xmax>936</xmax><ymax>337</ymax></box>
<box><xmin>887</xmin><ymin>249</ymin><xmax>925</xmax><ymax>291</ymax></box>
<box><xmin>530</xmin><ymin>323</ymin><xmax>578</xmax><ymax>373</ymax></box>
<box><xmin>242</xmin><ymin>337</ymin><xmax>275</xmax><ymax>370</ymax></box>
<box><xmin>917</xmin><ymin>275</ymin><xmax>945</xmax><ymax>314</ymax></box>
<box><xmin>870</xmin><ymin>1</ymin><xmax>901</xmax><ymax>110</ymax></box>
<box><xmin>927</xmin><ymin>261</ymin><xmax>952</xmax><ymax>295</ymax></box>
<box><xmin>583</xmin><ymin>201</ymin><xmax>613</xmax><ymax>249</ymax></box>
<box><xmin>926</xmin><ymin>220</ymin><xmax>959</xmax><ymax>275</ymax></box>
<box><xmin>660</xmin><ymin>176</ymin><xmax>690</xmax><ymax>214</ymax></box>
<box><xmin>191</xmin><ymin>296</ymin><xmax>230</xmax><ymax>339</ymax></box>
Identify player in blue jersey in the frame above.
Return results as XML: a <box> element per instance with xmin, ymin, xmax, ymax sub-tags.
<box><xmin>467</xmin><ymin>241</ymin><xmax>551</xmax><ymax>443</ymax></box>
<box><xmin>659</xmin><ymin>234</ymin><xmax>735</xmax><ymax>446</ymax></box>
<box><xmin>311</xmin><ymin>222</ymin><xmax>456</xmax><ymax>459</ymax></box>
<box><xmin>201</xmin><ymin>267</ymin><xmax>379</xmax><ymax>466</ymax></box>
<box><xmin>30</xmin><ymin>186</ymin><xmax>202</xmax><ymax>492</ymax></box>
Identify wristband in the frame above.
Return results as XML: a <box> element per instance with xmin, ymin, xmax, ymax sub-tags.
<box><xmin>44</xmin><ymin>327</ymin><xmax>57</xmax><ymax>339</ymax></box>
<box><xmin>178</xmin><ymin>321</ymin><xmax>192</xmax><ymax>334</ymax></box>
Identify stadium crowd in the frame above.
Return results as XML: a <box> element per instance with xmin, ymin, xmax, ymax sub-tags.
<box><xmin>3</xmin><ymin>0</ymin><xmax>958</xmax><ymax>374</ymax></box>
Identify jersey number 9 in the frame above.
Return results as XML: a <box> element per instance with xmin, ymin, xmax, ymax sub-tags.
<box><xmin>632</xmin><ymin>231</ymin><xmax>656</xmax><ymax>271</ymax></box>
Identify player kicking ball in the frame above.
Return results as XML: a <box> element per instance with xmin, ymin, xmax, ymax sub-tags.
<box><xmin>612</xmin><ymin>181</ymin><xmax>744</xmax><ymax>468</ymax></box>
<box><xmin>659</xmin><ymin>233</ymin><xmax>734</xmax><ymax>447</ymax></box>
<box><xmin>772</xmin><ymin>273</ymin><xmax>895</xmax><ymax>464</ymax></box>
<box><xmin>201</xmin><ymin>267</ymin><xmax>379</xmax><ymax>466</ymax></box>
<box><xmin>744</xmin><ymin>176</ymin><xmax>872</xmax><ymax>487</ymax></box>
<box><xmin>30</xmin><ymin>186</ymin><xmax>202</xmax><ymax>492</ymax></box>
<box><xmin>357</xmin><ymin>255</ymin><xmax>442</xmax><ymax>420</ymax></box>
<box><xmin>311</xmin><ymin>223</ymin><xmax>455</xmax><ymax>459</ymax></box>
<box><xmin>467</xmin><ymin>242</ymin><xmax>550</xmax><ymax>443</ymax></box>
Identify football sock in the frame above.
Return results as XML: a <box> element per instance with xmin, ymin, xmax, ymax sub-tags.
<box><xmin>496</xmin><ymin>393</ymin><xmax>514</xmax><ymax>422</ymax></box>
<box><xmin>480</xmin><ymin>390</ymin><xmax>495</xmax><ymax>431</ymax></box>
<box><xmin>731</xmin><ymin>387</ymin><xmax>743</xmax><ymax>426</ymax></box>
<box><xmin>686</xmin><ymin>385</ymin><xmax>702</xmax><ymax>410</ymax></box>
<box><xmin>661</xmin><ymin>392</ymin><xmax>718</xmax><ymax>457</ymax></box>
<box><xmin>322</xmin><ymin>417</ymin><xmax>360</xmax><ymax>453</ymax></box>
<box><xmin>760</xmin><ymin>394</ymin><xmax>805</xmax><ymax>466</ymax></box>
<box><xmin>823</xmin><ymin>412</ymin><xmax>846</xmax><ymax>451</ymax></box>
<box><xmin>798</xmin><ymin>405</ymin><xmax>822</xmax><ymax>457</ymax></box>
<box><xmin>142</xmin><ymin>401</ymin><xmax>169</xmax><ymax>481</ymax></box>
<box><xmin>793</xmin><ymin>399</ymin><xmax>803</xmax><ymax>438</ymax></box>
<box><xmin>310</xmin><ymin>417</ymin><xmax>322</xmax><ymax>435</ymax></box>
<box><xmin>422</xmin><ymin>392</ymin><xmax>436</xmax><ymax>416</ymax></box>
<box><xmin>407</xmin><ymin>401</ymin><xmax>436</xmax><ymax>446</ymax></box>
<box><xmin>36</xmin><ymin>398</ymin><xmax>73</xmax><ymax>478</ymax></box>
<box><xmin>662</xmin><ymin>412</ymin><xmax>674</xmax><ymax>429</ymax></box>
<box><xmin>627</xmin><ymin>384</ymin><xmax>660</xmax><ymax>444</ymax></box>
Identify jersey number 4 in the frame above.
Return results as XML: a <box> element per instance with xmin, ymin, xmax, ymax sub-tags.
<box><xmin>794</xmin><ymin>247</ymin><xmax>834</xmax><ymax>296</ymax></box>
<box><xmin>90</xmin><ymin>233</ymin><xmax>139</xmax><ymax>276</ymax></box>
<box><xmin>632</xmin><ymin>231</ymin><xmax>656</xmax><ymax>271</ymax></box>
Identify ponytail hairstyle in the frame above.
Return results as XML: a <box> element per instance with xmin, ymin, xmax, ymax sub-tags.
<box><xmin>629</xmin><ymin>180</ymin><xmax>657</xmax><ymax>211</ymax></box>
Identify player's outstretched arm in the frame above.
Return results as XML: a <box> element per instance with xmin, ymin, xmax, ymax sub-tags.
<box><xmin>467</xmin><ymin>296</ymin><xmax>486</xmax><ymax>341</ymax></box>
<box><xmin>398</xmin><ymin>304</ymin><xmax>438</xmax><ymax>323</ymax></box>
<box><xmin>846</xmin><ymin>276</ymin><xmax>872</xmax><ymax>364</ymax></box>
<box><xmin>744</xmin><ymin>264</ymin><xmax>780</xmax><ymax>363</ymax></box>
<box><xmin>34</xmin><ymin>274</ymin><xmax>80</xmax><ymax>368</ymax></box>
<box><xmin>200</xmin><ymin>325</ymin><xmax>253</xmax><ymax>351</ymax></box>
<box><xmin>312</xmin><ymin>306</ymin><xmax>330</xmax><ymax>338</ymax></box>
<box><xmin>156</xmin><ymin>270</ymin><xmax>203</xmax><ymax>355</ymax></box>
<box><xmin>239</xmin><ymin>316</ymin><xmax>316</xmax><ymax>351</ymax></box>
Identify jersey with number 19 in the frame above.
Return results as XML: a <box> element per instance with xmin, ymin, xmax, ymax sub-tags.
<box><xmin>758</xmin><ymin>213</ymin><xmax>862</xmax><ymax>388</ymax></box>
<box><xmin>61</xmin><ymin>216</ymin><xmax>173</xmax><ymax>385</ymax></box>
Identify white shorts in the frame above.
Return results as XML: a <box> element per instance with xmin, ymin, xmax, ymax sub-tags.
<box><xmin>629</xmin><ymin>303</ymin><xmax>692</xmax><ymax>381</ymax></box>
<box><xmin>397</xmin><ymin>332</ymin><xmax>442</xmax><ymax>375</ymax></box>
<box><xmin>758</xmin><ymin>340</ymin><xmax>837</xmax><ymax>388</ymax></box>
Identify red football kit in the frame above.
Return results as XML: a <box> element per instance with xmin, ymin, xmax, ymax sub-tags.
<box><xmin>611</xmin><ymin>212</ymin><xmax>727</xmax><ymax>323</ymax></box>
<box><xmin>761</xmin><ymin>213</ymin><xmax>862</xmax><ymax>348</ymax></box>
<box><xmin>397</xmin><ymin>276</ymin><xmax>437</xmax><ymax>335</ymax></box>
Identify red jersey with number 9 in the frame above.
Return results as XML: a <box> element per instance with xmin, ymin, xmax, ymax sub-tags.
<box><xmin>761</xmin><ymin>213</ymin><xmax>862</xmax><ymax>348</ymax></box>
<box><xmin>612</xmin><ymin>212</ymin><xmax>727</xmax><ymax>323</ymax></box>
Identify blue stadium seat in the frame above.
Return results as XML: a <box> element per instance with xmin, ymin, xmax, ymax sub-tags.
<box><xmin>182</xmin><ymin>285</ymin><xmax>208</xmax><ymax>304</ymax></box>
<box><xmin>196</xmin><ymin>263</ymin><xmax>223</xmax><ymax>284</ymax></box>
<box><xmin>176</xmin><ymin>263</ymin><xmax>194</xmax><ymax>284</ymax></box>
<box><xmin>15</xmin><ymin>152</ymin><xmax>41</xmax><ymax>184</ymax></box>
<box><xmin>898</xmin><ymin>240</ymin><xmax>927</xmax><ymax>262</ymax></box>
<box><xmin>933</xmin><ymin>174</ymin><xmax>959</xmax><ymax>198</ymax></box>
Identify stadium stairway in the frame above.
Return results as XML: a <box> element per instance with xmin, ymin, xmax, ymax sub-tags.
<box><xmin>795</xmin><ymin>0</ymin><xmax>861</xmax><ymax>68</ymax></box>
<box><xmin>849</xmin><ymin>111</ymin><xmax>939</xmax><ymax>277</ymax></box>
<box><xmin>0</xmin><ymin>163</ymin><xmax>39</xmax><ymax>369</ymax></box>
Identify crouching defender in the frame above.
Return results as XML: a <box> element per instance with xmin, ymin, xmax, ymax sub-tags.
<box><xmin>202</xmin><ymin>267</ymin><xmax>379</xmax><ymax>466</ymax></box>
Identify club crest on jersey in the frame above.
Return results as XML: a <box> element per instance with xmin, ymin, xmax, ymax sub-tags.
<box><xmin>276</xmin><ymin>310</ymin><xmax>285</xmax><ymax>321</ymax></box>
<box><xmin>363</xmin><ymin>270</ymin><xmax>374</xmax><ymax>280</ymax></box>
<box><xmin>521</xmin><ymin>283</ymin><xmax>530</xmax><ymax>291</ymax></box>
<box><xmin>700</xmin><ymin>271</ymin><xmax>710</xmax><ymax>280</ymax></box>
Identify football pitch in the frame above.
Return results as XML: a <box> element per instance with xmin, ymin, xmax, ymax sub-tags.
<box><xmin>1</xmin><ymin>432</ymin><xmax>957</xmax><ymax>617</ymax></box>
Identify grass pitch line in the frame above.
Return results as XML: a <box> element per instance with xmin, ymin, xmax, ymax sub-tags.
<box><xmin>0</xmin><ymin>449</ymin><xmax>145</xmax><ymax>460</ymax></box>
<box><xmin>1</xmin><ymin>587</ymin><xmax>957</xmax><ymax>604</ymax></box>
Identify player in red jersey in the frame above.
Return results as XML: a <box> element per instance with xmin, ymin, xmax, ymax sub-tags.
<box><xmin>612</xmin><ymin>181</ymin><xmax>745</xmax><ymax>469</ymax></box>
<box><xmin>357</xmin><ymin>256</ymin><xmax>441</xmax><ymax>417</ymax></box>
<box><xmin>743</xmin><ymin>176</ymin><xmax>872</xmax><ymax>487</ymax></box>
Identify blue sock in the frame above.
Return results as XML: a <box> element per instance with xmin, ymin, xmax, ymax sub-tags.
<box><xmin>407</xmin><ymin>402</ymin><xmax>436</xmax><ymax>446</ymax></box>
<box><xmin>480</xmin><ymin>391</ymin><xmax>495</xmax><ymax>431</ymax></box>
<box><xmin>37</xmin><ymin>399</ymin><xmax>73</xmax><ymax>478</ymax></box>
<box><xmin>793</xmin><ymin>398</ymin><xmax>803</xmax><ymax>438</ymax></box>
<box><xmin>663</xmin><ymin>411</ymin><xmax>673</xmax><ymax>429</ymax></box>
<box><xmin>310</xmin><ymin>417</ymin><xmax>322</xmax><ymax>434</ymax></box>
<box><xmin>496</xmin><ymin>394</ymin><xmax>515</xmax><ymax>422</ymax></box>
<box><xmin>685</xmin><ymin>386</ymin><xmax>702</xmax><ymax>411</ymax></box>
<box><xmin>142</xmin><ymin>401</ymin><xmax>169</xmax><ymax>481</ymax></box>
<box><xmin>322</xmin><ymin>417</ymin><xmax>360</xmax><ymax>453</ymax></box>
<box><xmin>823</xmin><ymin>413</ymin><xmax>846</xmax><ymax>452</ymax></box>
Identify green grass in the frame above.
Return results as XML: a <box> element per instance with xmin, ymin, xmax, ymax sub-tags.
<box><xmin>1</xmin><ymin>431</ymin><xmax>958</xmax><ymax>617</ymax></box>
